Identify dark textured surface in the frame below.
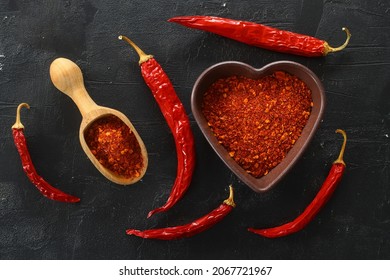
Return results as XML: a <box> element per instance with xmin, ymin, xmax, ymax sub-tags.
<box><xmin>0</xmin><ymin>0</ymin><xmax>389</xmax><ymax>260</ymax></box>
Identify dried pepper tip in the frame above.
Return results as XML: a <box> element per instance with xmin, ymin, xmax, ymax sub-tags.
<box><xmin>223</xmin><ymin>185</ymin><xmax>236</xmax><ymax>207</ymax></box>
<box><xmin>12</xmin><ymin>103</ymin><xmax>30</xmax><ymax>130</ymax></box>
<box><xmin>323</xmin><ymin>27</ymin><xmax>351</xmax><ymax>55</ymax></box>
<box><xmin>118</xmin><ymin>35</ymin><xmax>153</xmax><ymax>65</ymax></box>
<box><xmin>334</xmin><ymin>129</ymin><xmax>347</xmax><ymax>166</ymax></box>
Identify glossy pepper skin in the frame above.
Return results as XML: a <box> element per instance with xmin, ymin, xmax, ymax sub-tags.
<box><xmin>12</xmin><ymin>103</ymin><xmax>80</xmax><ymax>203</ymax></box>
<box><xmin>168</xmin><ymin>16</ymin><xmax>351</xmax><ymax>57</ymax></box>
<box><xmin>119</xmin><ymin>36</ymin><xmax>196</xmax><ymax>218</ymax></box>
<box><xmin>126</xmin><ymin>186</ymin><xmax>235</xmax><ymax>240</ymax></box>
<box><xmin>248</xmin><ymin>129</ymin><xmax>347</xmax><ymax>238</ymax></box>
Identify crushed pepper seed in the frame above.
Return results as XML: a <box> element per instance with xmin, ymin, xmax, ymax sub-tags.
<box><xmin>84</xmin><ymin>115</ymin><xmax>144</xmax><ymax>179</ymax></box>
<box><xmin>202</xmin><ymin>71</ymin><xmax>312</xmax><ymax>178</ymax></box>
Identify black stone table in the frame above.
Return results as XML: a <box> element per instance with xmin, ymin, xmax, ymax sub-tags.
<box><xmin>0</xmin><ymin>0</ymin><xmax>389</xmax><ymax>259</ymax></box>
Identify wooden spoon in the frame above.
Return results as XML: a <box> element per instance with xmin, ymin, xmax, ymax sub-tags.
<box><xmin>49</xmin><ymin>57</ymin><xmax>148</xmax><ymax>185</ymax></box>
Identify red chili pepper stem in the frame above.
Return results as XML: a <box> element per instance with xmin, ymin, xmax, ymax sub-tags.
<box><xmin>12</xmin><ymin>102</ymin><xmax>30</xmax><ymax>130</ymax></box>
<box><xmin>224</xmin><ymin>184</ymin><xmax>236</xmax><ymax>207</ymax></box>
<box><xmin>118</xmin><ymin>35</ymin><xmax>153</xmax><ymax>64</ymax></box>
<box><xmin>323</xmin><ymin>28</ymin><xmax>351</xmax><ymax>55</ymax></box>
<box><xmin>333</xmin><ymin>129</ymin><xmax>347</xmax><ymax>166</ymax></box>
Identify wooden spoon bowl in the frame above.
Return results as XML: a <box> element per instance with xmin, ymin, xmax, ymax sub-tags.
<box><xmin>50</xmin><ymin>57</ymin><xmax>148</xmax><ymax>185</ymax></box>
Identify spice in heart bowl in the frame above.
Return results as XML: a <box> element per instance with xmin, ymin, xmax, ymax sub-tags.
<box><xmin>191</xmin><ymin>61</ymin><xmax>325</xmax><ymax>192</ymax></box>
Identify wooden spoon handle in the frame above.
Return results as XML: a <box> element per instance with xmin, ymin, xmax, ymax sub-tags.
<box><xmin>50</xmin><ymin>57</ymin><xmax>98</xmax><ymax>118</ymax></box>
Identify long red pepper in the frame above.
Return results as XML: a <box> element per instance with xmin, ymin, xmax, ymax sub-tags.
<box><xmin>119</xmin><ymin>35</ymin><xmax>196</xmax><ymax>218</ymax></box>
<box><xmin>248</xmin><ymin>129</ymin><xmax>347</xmax><ymax>238</ymax></box>
<box><xmin>168</xmin><ymin>16</ymin><xmax>351</xmax><ymax>57</ymax></box>
<box><xmin>12</xmin><ymin>103</ymin><xmax>80</xmax><ymax>203</ymax></box>
<box><xmin>126</xmin><ymin>185</ymin><xmax>235</xmax><ymax>240</ymax></box>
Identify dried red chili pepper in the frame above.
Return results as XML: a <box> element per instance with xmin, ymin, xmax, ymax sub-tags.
<box><xmin>12</xmin><ymin>103</ymin><xmax>80</xmax><ymax>203</ymax></box>
<box><xmin>126</xmin><ymin>185</ymin><xmax>235</xmax><ymax>240</ymax></box>
<box><xmin>119</xmin><ymin>35</ymin><xmax>195</xmax><ymax>218</ymax></box>
<box><xmin>248</xmin><ymin>129</ymin><xmax>347</xmax><ymax>238</ymax></box>
<box><xmin>168</xmin><ymin>16</ymin><xmax>351</xmax><ymax>57</ymax></box>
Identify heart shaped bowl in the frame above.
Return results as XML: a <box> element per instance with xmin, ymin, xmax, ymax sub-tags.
<box><xmin>191</xmin><ymin>61</ymin><xmax>325</xmax><ymax>192</ymax></box>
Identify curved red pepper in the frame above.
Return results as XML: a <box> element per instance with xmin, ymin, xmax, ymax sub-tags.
<box><xmin>126</xmin><ymin>186</ymin><xmax>235</xmax><ymax>240</ymax></box>
<box><xmin>248</xmin><ymin>129</ymin><xmax>347</xmax><ymax>238</ymax></box>
<box><xmin>12</xmin><ymin>103</ymin><xmax>80</xmax><ymax>203</ymax></box>
<box><xmin>168</xmin><ymin>16</ymin><xmax>351</xmax><ymax>57</ymax></box>
<box><xmin>119</xmin><ymin>36</ymin><xmax>196</xmax><ymax>218</ymax></box>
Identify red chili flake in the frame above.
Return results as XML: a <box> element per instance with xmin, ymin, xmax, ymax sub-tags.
<box><xmin>202</xmin><ymin>71</ymin><xmax>313</xmax><ymax>178</ymax></box>
<box><xmin>84</xmin><ymin>115</ymin><xmax>144</xmax><ymax>179</ymax></box>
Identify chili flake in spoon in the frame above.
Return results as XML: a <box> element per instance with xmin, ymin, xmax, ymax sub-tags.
<box><xmin>84</xmin><ymin>115</ymin><xmax>144</xmax><ymax>179</ymax></box>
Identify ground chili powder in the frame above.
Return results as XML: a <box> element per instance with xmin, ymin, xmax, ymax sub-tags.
<box><xmin>202</xmin><ymin>71</ymin><xmax>313</xmax><ymax>178</ymax></box>
<box><xmin>84</xmin><ymin>115</ymin><xmax>144</xmax><ymax>179</ymax></box>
